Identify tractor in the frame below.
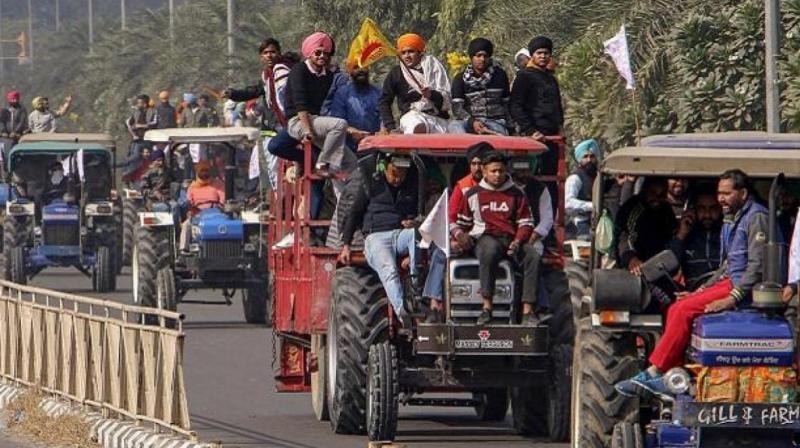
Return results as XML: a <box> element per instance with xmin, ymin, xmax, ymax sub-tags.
<box><xmin>571</xmin><ymin>132</ymin><xmax>800</xmax><ymax>448</ymax></box>
<box><xmin>2</xmin><ymin>140</ymin><xmax>117</xmax><ymax>291</ymax></box>
<box><xmin>132</xmin><ymin>127</ymin><xmax>270</xmax><ymax>324</ymax></box>
<box><xmin>269</xmin><ymin>134</ymin><xmax>574</xmax><ymax>442</ymax></box>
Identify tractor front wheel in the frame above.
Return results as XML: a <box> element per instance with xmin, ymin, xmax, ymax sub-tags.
<box><xmin>366</xmin><ymin>341</ymin><xmax>399</xmax><ymax>442</ymax></box>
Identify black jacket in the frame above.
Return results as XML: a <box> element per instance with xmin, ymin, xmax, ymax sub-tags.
<box><xmin>379</xmin><ymin>65</ymin><xmax>447</xmax><ymax>131</ymax></box>
<box><xmin>284</xmin><ymin>63</ymin><xmax>334</xmax><ymax>119</ymax></box>
<box><xmin>341</xmin><ymin>169</ymin><xmax>419</xmax><ymax>244</ymax></box>
<box><xmin>155</xmin><ymin>103</ymin><xmax>177</xmax><ymax>129</ymax></box>
<box><xmin>509</xmin><ymin>67</ymin><xmax>564</xmax><ymax>135</ymax></box>
<box><xmin>669</xmin><ymin>227</ymin><xmax>722</xmax><ymax>290</ymax></box>
<box><xmin>614</xmin><ymin>197</ymin><xmax>677</xmax><ymax>268</ymax></box>
<box><xmin>451</xmin><ymin>65</ymin><xmax>510</xmax><ymax>125</ymax></box>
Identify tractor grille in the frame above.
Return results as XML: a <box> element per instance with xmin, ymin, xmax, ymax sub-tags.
<box><xmin>43</xmin><ymin>224</ymin><xmax>80</xmax><ymax>246</ymax></box>
<box><xmin>202</xmin><ymin>240</ymin><xmax>242</xmax><ymax>258</ymax></box>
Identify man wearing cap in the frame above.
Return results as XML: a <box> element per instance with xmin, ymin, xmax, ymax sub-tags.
<box><xmin>565</xmin><ymin>139</ymin><xmax>599</xmax><ymax>240</ymax></box>
<box><xmin>339</xmin><ymin>154</ymin><xmax>420</xmax><ymax>324</ymax></box>
<box><xmin>6</xmin><ymin>91</ymin><xmax>27</xmax><ymax>139</ymax></box>
<box><xmin>510</xmin><ymin>35</ymin><xmax>564</xmax><ymax>176</ymax></box>
<box><xmin>284</xmin><ymin>31</ymin><xmax>355</xmax><ymax>179</ymax></box>
<box><xmin>379</xmin><ymin>33</ymin><xmax>452</xmax><ymax>134</ymax></box>
<box><xmin>451</xmin><ymin>38</ymin><xmax>511</xmax><ymax>135</ymax></box>
<box><xmin>28</xmin><ymin>95</ymin><xmax>72</xmax><ymax>133</ymax></box>
<box><xmin>155</xmin><ymin>90</ymin><xmax>177</xmax><ymax>129</ymax></box>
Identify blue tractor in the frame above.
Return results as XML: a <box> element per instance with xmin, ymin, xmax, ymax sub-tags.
<box><xmin>2</xmin><ymin>141</ymin><xmax>117</xmax><ymax>291</ymax></box>
<box><xmin>571</xmin><ymin>133</ymin><xmax>800</xmax><ymax>448</ymax></box>
<box><xmin>132</xmin><ymin>128</ymin><xmax>270</xmax><ymax>323</ymax></box>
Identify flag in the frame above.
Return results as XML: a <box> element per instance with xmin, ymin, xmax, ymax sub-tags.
<box><xmin>419</xmin><ymin>190</ymin><xmax>450</xmax><ymax>257</ymax></box>
<box><xmin>76</xmin><ymin>149</ymin><xmax>85</xmax><ymax>182</ymax></box>
<box><xmin>789</xmin><ymin>209</ymin><xmax>800</xmax><ymax>283</ymax></box>
<box><xmin>604</xmin><ymin>24</ymin><xmax>636</xmax><ymax>90</ymax></box>
<box><xmin>189</xmin><ymin>143</ymin><xmax>202</xmax><ymax>162</ymax></box>
<box><xmin>248</xmin><ymin>143</ymin><xmax>261</xmax><ymax>180</ymax></box>
<box><xmin>346</xmin><ymin>18</ymin><xmax>398</xmax><ymax>69</ymax></box>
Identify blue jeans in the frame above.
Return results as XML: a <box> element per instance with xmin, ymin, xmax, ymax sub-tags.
<box><xmin>364</xmin><ymin>228</ymin><xmax>417</xmax><ymax>314</ymax></box>
<box><xmin>423</xmin><ymin>246</ymin><xmax>446</xmax><ymax>301</ymax></box>
<box><xmin>451</xmin><ymin>118</ymin><xmax>509</xmax><ymax>136</ymax></box>
<box><xmin>267</xmin><ymin>130</ymin><xmax>304</xmax><ymax>162</ymax></box>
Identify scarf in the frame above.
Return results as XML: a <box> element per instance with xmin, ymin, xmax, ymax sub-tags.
<box><xmin>262</xmin><ymin>63</ymin><xmax>291</xmax><ymax>127</ymax></box>
<box><xmin>399</xmin><ymin>54</ymin><xmax>451</xmax><ymax>114</ymax></box>
<box><xmin>462</xmin><ymin>63</ymin><xmax>495</xmax><ymax>90</ymax></box>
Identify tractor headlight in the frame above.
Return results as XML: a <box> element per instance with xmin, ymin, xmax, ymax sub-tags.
<box><xmin>451</xmin><ymin>284</ymin><xmax>472</xmax><ymax>299</ymax></box>
<box><xmin>663</xmin><ymin>368</ymin><xmax>692</xmax><ymax>395</ymax></box>
<box><xmin>495</xmin><ymin>285</ymin><xmax>512</xmax><ymax>300</ymax></box>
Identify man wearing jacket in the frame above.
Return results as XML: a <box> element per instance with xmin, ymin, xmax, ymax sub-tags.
<box><xmin>565</xmin><ymin>139</ymin><xmax>599</xmax><ymax>240</ymax></box>
<box><xmin>339</xmin><ymin>155</ymin><xmax>419</xmax><ymax>323</ymax></box>
<box><xmin>6</xmin><ymin>91</ymin><xmax>27</xmax><ymax>139</ymax></box>
<box><xmin>451</xmin><ymin>38</ymin><xmax>511</xmax><ymax>135</ymax></box>
<box><xmin>453</xmin><ymin>152</ymin><xmax>540</xmax><ymax>326</ymax></box>
<box><xmin>617</xmin><ymin>169</ymin><xmax>769</xmax><ymax>398</ymax></box>
<box><xmin>669</xmin><ymin>185</ymin><xmax>723</xmax><ymax>290</ymax></box>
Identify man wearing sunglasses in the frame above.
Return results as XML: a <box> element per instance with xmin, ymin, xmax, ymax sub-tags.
<box><xmin>284</xmin><ymin>32</ymin><xmax>356</xmax><ymax>180</ymax></box>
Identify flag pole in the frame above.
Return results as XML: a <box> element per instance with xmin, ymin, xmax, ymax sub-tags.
<box><xmin>630</xmin><ymin>88</ymin><xmax>641</xmax><ymax>146</ymax></box>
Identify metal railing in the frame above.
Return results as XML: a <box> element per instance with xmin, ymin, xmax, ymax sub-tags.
<box><xmin>0</xmin><ymin>280</ymin><xmax>193</xmax><ymax>437</ymax></box>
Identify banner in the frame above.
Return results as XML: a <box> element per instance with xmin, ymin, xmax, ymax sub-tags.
<box><xmin>346</xmin><ymin>18</ymin><xmax>398</xmax><ymax>69</ymax></box>
<box><xmin>419</xmin><ymin>190</ymin><xmax>450</xmax><ymax>257</ymax></box>
<box><xmin>604</xmin><ymin>24</ymin><xmax>636</xmax><ymax>90</ymax></box>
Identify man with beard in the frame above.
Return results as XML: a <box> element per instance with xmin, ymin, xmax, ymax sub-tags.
<box><xmin>155</xmin><ymin>90</ymin><xmax>177</xmax><ymax>129</ymax></box>
<box><xmin>451</xmin><ymin>38</ymin><xmax>511</xmax><ymax>135</ymax></box>
<box><xmin>328</xmin><ymin>63</ymin><xmax>382</xmax><ymax>150</ymax></box>
<box><xmin>379</xmin><ymin>33</ymin><xmax>452</xmax><ymax>134</ymax></box>
<box><xmin>6</xmin><ymin>91</ymin><xmax>28</xmax><ymax>139</ymax></box>
<box><xmin>617</xmin><ymin>170</ymin><xmax>768</xmax><ymax>398</ymax></box>
<box><xmin>28</xmin><ymin>95</ymin><xmax>73</xmax><ymax>133</ymax></box>
<box><xmin>667</xmin><ymin>178</ymin><xmax>690</xmax><ymax>219</ymax></box>
<box><xmin>565</xmin><ymin>139</ymin><xmax>599</xmax><ymax>240</ymax></box>
<box><xmin>669</xmin><ymin>185</ymin><xmax>723</xmax><ymax>290</ymax></box>
<box><xmin>614</xmin><ymin>177</ymin><xmax>678</xmax><ymax>275</ymax></box>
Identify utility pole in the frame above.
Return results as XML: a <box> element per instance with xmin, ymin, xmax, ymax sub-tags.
<box><xmin>88</xmin><ymin>0</ymin><xmax>94</xmax><ymax>53</ymax></box>
<box><xmin>169</xmin><ymin>0</ymin><xmax>175</xmax><ymax>49</ymax></box>
<box><xmin>121</xmin><ymin>0</ymin><xmax>126</xmax><ymax>30</ymax></box>
<box><xmin>0</xmin><ymin>0</ymin><xmax>4</xmax><ymax>81</ymax></box>
<box><xmin>765</xmin><ymin>0</ymin><xmax>782</xmax><ymax>133</ymax></box>
<box><xmin>26</xmin><ymin>0</ymin><xmax>33</xmax><ymax>68</ymax></box>
<box><xmin>227</xmin><ymin>0</ymin><xmax>235</xmax><ymax>56</ymax></box>
<box><xmin>55</xmin><ymin>0</ymin><xmax>61</xmax><ymax>31</ymax></box>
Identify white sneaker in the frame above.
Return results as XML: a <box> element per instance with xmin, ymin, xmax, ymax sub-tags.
<box><xmin>273</xmin><ymin>232</ymin><xmax>294</xmax><ymax>249</ymax></box>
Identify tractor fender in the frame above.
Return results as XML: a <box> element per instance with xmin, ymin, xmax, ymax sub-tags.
<box><xmin>138</xmin><ymin>212</ymin><xmax>174</xmax><ymax>227</ymax></box>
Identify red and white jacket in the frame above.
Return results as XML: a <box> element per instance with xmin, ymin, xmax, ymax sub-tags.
<box><xmin>448</xmin><ymin>174</ymin><xmax>479</xmax><ymax>225</ymax></box>
<box><xmin>454</xmin><ymin>177</ymin><xmax>534</xmax><ymax>242</ymax></box>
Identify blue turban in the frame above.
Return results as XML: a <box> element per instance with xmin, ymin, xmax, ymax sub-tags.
<box><xmin>574</xmin><ymin>139</ymin><xmax>599</xmax><ymax>161</ymax></box>
<box><xmin>183</xmin><ymin>93</ymin><xmax>197</xmax><ymax>104</ymax></box>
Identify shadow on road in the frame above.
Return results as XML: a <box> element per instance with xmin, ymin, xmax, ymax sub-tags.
<box><xmin>182</xmin><ymin>321</ymin><xmax>271</xmax><ymax>330</ymax></box>
<box><xmin>191</xmin><ymin>414</ymin><xmax>319</xmax><ymax>448</ymax></box>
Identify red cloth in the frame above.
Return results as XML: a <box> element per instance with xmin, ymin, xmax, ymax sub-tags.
<box><xmin>456</xmin><ymin>178</ymin><xmax>534</xmax><ymax>242</ymax></box>
<box><xmin>649</xmin><ymin>278</ymin><xmax>734</xmax><ymax>371</ymax></box>
<box><xmin>448</xmin><ymin>174</ymin><xmax>478</xmax><ymax>224</ymax></box>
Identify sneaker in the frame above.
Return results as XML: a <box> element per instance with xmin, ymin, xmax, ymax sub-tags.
<box><xmin>476</xmin><ymin>309</ymin><xmax>493</xmax><ymax>325</ymax></box>
<box><xmin>537</xmin><ymin>310</ymin><xmax>553</xmax><ymax>325</ymax></box>
<box><xmin>521</xmin><ymin>312</ymin><xmax>539</xmax><ymax>326</ymax></box>
<box><xmin>426</xmin><ymin>307</ymin><xmax>442</xmax><ymax>324</ymax></box>
<box><xmin>272</xmin><ymin>232</ymin><xmax>294</xmax><ymax>249</ymax></box>
<box><xmin>615</xmin><ymin>370</ymin><xmax>671</xmax><ymax>400</ymax></box>
<box><xmin>395</xmin><ymin>307</ymin><xmax>412</xmax><ymax>328</ymax></box>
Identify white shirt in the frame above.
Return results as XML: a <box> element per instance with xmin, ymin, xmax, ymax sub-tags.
<box><xmin>565</xmin><ymin>173</ymin><xmax>593</xmax><ymax>220</ymax></box>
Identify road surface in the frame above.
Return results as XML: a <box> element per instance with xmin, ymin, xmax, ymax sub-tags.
<box><xmin>34</xmin><ymin>268</ymin><xmax>567</xmax><ymax>448</ymax></box>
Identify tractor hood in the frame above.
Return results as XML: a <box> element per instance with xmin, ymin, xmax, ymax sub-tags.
<box><xmin>42</xmin><ymin>202</ymin><xmax>79</xmax><ymax>224</ymax></box>
<box><xmin>194</xmin><ymin>208</ymin><xmax>243</xmax><ymax>241</ymax></box>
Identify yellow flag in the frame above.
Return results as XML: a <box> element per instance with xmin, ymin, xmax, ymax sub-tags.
<box><xmin>347</xmin><ymin>18</ymin><xmax>398</xmax><ymax>69</ymax></box>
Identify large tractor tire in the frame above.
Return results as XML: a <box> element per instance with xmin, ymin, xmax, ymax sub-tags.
<box><xmin>565</xmin><ymin>258</ymin><xmax>590</xmax><ymax>328</ymax></box>
<box><xmin>310</xmin><ymin>334</ymin><xmax>329</xmax><ymax>421</ymax></box>
<box><xmin>611</xmin><ymin>422</ymin><xmax>644</xmax><ymax>448</ymax></box>
<box><xmin>114</xmin><ymin>210</ymin><xmax>124</xmax><ymax>274</ymax></box>
<box><xmin>511</xmin><ymin>268</ymin><xmax>574</xmax><ymax>441</ymax></box>
<box><xmin>473</xmin><ymin>389</ymin><xmax>509</xmax><ymax>421</ymax></box>
<box><xmin>121</xmin><ymin>198</ymin><xmax>139</xmax><ymax>267</ymax></box>
<box><xmin>156</xmin><ymin>268</ymin><xmax>177</xmax><ymax>312</ymax></box>
<box><xmin>243</xmin><ymin>278</ymin><xmax>270</xmax><ymax>325</ymax></box>
<box><xmin>93</xmin><ymin>246</ymin><xmax>116</xmax><ymax>293</ymax></box>
<box><xmin>571</xmin><ymin>317</ymin><xmax>640</xmax><ymax>448</ymax></box>
<box><xmin>3</xmin><ymin>217</ymin><xmax>30</xmax><ymax>284</ymax></box>
<box><xmin>366</xmin><ymin>341</ymin><xmax>399</xmax><ymax>442</ymax></box>
<box><xmin>327</xmin><ymin>266</ymin><xmax>389</xmax><ymax>435</ymax></box>
<box><xmin>133</xmin><ymin>225</ymin><xmax>172</xmax><ymax>309</ymax></box>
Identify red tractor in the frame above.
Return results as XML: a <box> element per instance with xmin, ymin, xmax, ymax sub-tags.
<box><xmin>269</xmin><ymin>134</ymin><xmax>573</xmax><ymax>442</ymax></box>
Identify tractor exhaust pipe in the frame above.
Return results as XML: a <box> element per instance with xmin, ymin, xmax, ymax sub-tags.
<box><xmin>753</xmin><ymin>173</ymin><xmax>786</xmax><ymax>311</ymax></box>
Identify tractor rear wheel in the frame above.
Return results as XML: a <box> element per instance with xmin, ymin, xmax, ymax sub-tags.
<box><xmin>93</xmin><ymin>246</ymin><xmax>115</xmax><ymax>293</ymax></box>
<box><xmin>9</xmin><ymin>247</ymin><xmax>25</xmax><ymax>285</ymax></box>
<box><xmin>473</xmin><ymin>389</ymin><xmax>509</xmax><ymax>421</ymax></box>
<box><xmin>133</xmin><ymin>225</ymin><xmax>172</xmax><ymax>309</ymax></box>
<box><xmin>611</xmin><ymin>422</ymin><xmax>644</xmax><ymax>448</ymax></box>
<box><xmin>571</xmin><ymin>318</ymin><xmax>639</xmax><ymax>448</ymax></box>
<box><xmin>121</xmin><ymin>198</ymin><xmax>138</xmax><ymax>267</ymax></box>
<box><xmin>565</xmin><ymin>258</ymin><xmax>590</xmax><ymax>328</ymax></box>
<box><xmin>327</xmin><ymin>266</ymin><xmax>389</xmax><ymax>435</ymax></box>
<box><xmin>3</xmin><ymin>217</ymin><xmax>30</xmax><ymax>284</ymax></box>
<box><xmin>310</xmin><ymin>334</ymin><xmax>329</xmax><ymax>421</ymax></box>
<box><xmin>243</xmin><ymin>278</ymin><xmax>269</xmax><ymax>325</ymax></box>
<box><xmin>366</xmin><ymin>341</ymin><xmax>399</xmax><ymax>442</ymax></box>
<box><xmin>156</xmin><ymin>267</ymin><xmax>177</xmax><ymax>312</ymax></box>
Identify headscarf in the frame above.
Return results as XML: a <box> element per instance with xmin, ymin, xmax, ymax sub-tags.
<box><xmin>6</xmin><ymin>91</ymin><xmax>19</xmax><ymax>103</ymax></box>
<box><xmin>301</xmin><ymin>32</ymin><xmax>334</xmax><ymax>59</ymax></box>
<box><xmin>515</xmin><ymin>48</ymin><xmax>530</xmax><ymax>62</ymax></box>
<box><xmin>467</xmin><ymin>38</ymin><xmax>494</xmax><ymax>58</ymax></box>
<box><xmin>574</xmin><ymin>139</ymin><xmax>599</xmax><ymax>161</ymax></box>
<box><xmin>192</xmin><ymin>160</ymin><xmax>212</xmax><ymax>187</ymax></box>
<box><xmin>528</xmin><ymin>36</ymin><xmax>553</xmax><ymax>54</ymax></box>
<box><xmin>32</xmin><ymin>97</ymin><xmax>45</xmax><ymax>109</ymax></box>
<box><xmin>466</xmin><ymin>142</ymin><xmax>493</xmax><ymax>162</ymax></box>
<box><xmin>183</xmin><ymin>93</ymin><xmax>197</xmax><ymax>104</ymax></box>
<box><xmin>396</xmin><ymin>33</ymin><xmax>426</xmax><ymax>53</ymax></box>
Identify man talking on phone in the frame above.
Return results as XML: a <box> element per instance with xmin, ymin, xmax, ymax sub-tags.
<box><xmin>669</xmin><ymin>184</ymin><xmax>723</xmax><ymax>290</ymax></box>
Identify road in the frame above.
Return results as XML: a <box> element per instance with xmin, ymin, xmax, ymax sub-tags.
<box><xmin>34</xmin><ymin>268</ymin><xmax>567</xmax><ymax>448</ymax></box>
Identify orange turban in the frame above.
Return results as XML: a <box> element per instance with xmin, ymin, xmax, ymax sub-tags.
<box><xmin>396</xmin><ymin>33</ymin><xmax>425</xmax><ymax>53</ymax></box>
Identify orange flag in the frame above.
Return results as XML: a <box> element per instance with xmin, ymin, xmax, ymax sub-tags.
<box><xmin>346</xmin><ymin>18</ymin><xmax>398</xmax><ymax>69</ymax></box>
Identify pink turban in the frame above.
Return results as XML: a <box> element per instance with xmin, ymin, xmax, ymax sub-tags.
<box><xmin>301</xmin><ymin>32</ymin><xmax>334</xmax><ymax>59</ymax></box>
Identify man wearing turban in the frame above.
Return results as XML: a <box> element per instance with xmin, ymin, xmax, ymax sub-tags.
<box><xmin>5</xmin><ymin>91</ymin><xmax>28</xmax><ymax>138</ymax></box>
<box><xmin>378</xmin><ymin>33</ymin><xmax>452</xmax><ymax>134</ymax></box>
<box><xmin>566</xmin><ymin>139</ymin><xmax>599</xmax><ymax>240</ymax></box>
<box><xmin>451</xmin><ymin>37</ymin><xmax>511</xmax><ymax>136</ymax></box>
<box><xmin>283</xmin><ymin>31</ymin><xmax>356</xmax><ymax>183</ymax></box>
<box><xmin>28</xmin><ymin>94</ymin><xmax>72</xmax><ymax>133</ymax></box>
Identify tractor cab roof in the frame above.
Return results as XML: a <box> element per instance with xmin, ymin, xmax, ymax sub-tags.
<box><xmin>358</xmin><ymin>134</ymin><xmax>549</xmax><ymax>157</ymax></box>
<box><xmin>144</xmin><ymin>127</ymin><xmax>261</xmax><ymax>144</ymax></box>
<box><xmin>8</xmin><ymin>142</ymin><xmax>111</xmax><ymax>171</ymax></box>
<box><xmin>19</xmin><ymin>132</ymin><xmax>116</xmax><ymax>149</ymax></box>
<box><xmin>603</xmin><ymin>132</ymin><xmax>800</xmax><ymax>179</ymax></box>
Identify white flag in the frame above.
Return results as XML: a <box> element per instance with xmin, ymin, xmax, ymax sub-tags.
<box><xmin>419</xmin><ymin>190</ymin><xmax>450</xmax><ymax>257</ymax></box>
<box><xmin>76</xmin><ymin>149</ymin><xmax>85</xmax><ymax>182</ymax></box>
<box><xmin>789</xmin><ymin>209</ymin><xmax>800</xmax><ymax>283</ymax></box>
<box><xmin>248</xmin><ymin>145</ymin><xmax>260</xmax><ymax>180</ymax></box>
<box><xmin>604</xmin><ymin>24</ymin><xmax>636</xmax><ymax>90</ymax></box>
<box><xmin>189</xmin><ymin>143</ymin><xmax>202</xmax><ymax>162</ymax></box>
